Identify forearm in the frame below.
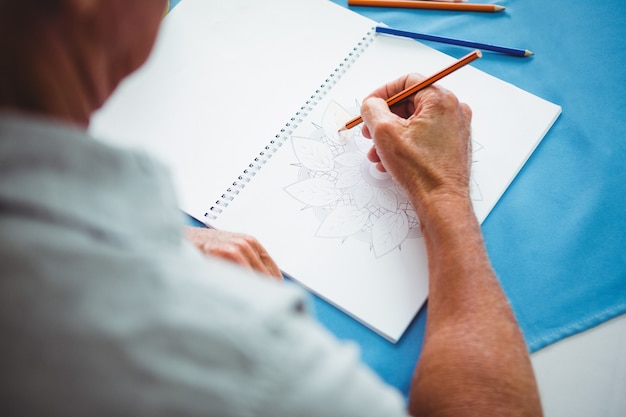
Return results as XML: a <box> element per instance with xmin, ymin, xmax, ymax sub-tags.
<box><xmin>358</xmin><ymin>76</ymin><xmax>541</xmax><ymax>415</ymax></box>
<box><xmin>408</xmin><ymin>195</ymin><xmax>542</xmax><ymax>417</ymax></box>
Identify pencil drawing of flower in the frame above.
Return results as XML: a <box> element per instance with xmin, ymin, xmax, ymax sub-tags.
<box><xmin>291</xmin><ymin>137</ymin><xmax>334</xmax><ymax>172</ymax></box>
<box><xmin>284</xmin><ymin>177</ymin><xmax>343</xmax><ymax>207</ymax></box>
<box><xmin>334</xmin><ymin>167</ymin><xmax>361</xmax><ymax>189</ymax></box>
<box><xmin>372</xmin><ymin>211</ymin><xmax>409</xmax><ymax>258</ymax></box>
<box><xmin>376</xmin><ymin>188</ymin><xmax>399</xmax><ymax>213</ymax></box>
<box><xmin>323</xmin><ymin>100</ymin><xmax>354</xmax><ymax>145</ymax></box>
<box><xmin>316</xmin><ymin>205</ymin><xmax>369</xmax><ymax>238</ymax></box>
<box><xmin>334</xmin><ymin>151</ymin><xmax>364</xmax><ymax>167</ymax></box>
<box><xmin>352</xmin><ymin>182</ymin><xmax>373</xmax><ymax>209</ymax></box>
<box><xmin>284</xmin><ymin>99</ymin><xmax>421</xmax><ymax>258</ymax></box>
<box><xmin>285</xmin><ymin>99</ymin><xmax>483</xmax><ymax>258</ymax></box>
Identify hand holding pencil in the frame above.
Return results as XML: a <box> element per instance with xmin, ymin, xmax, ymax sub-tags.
<box><xmin>358</xmin><ymin>70</ymin><xmax>474</xmax><ymax>218</ymax></box>
<box><xmin>339</xmin><ymin>49</ymin><xmax>481</xmax><ymax>131</ymax></box>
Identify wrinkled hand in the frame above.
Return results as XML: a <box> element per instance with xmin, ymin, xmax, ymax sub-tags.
<box><xmin>184</xmin><ymin>226</ymin><xmax>282</xmax><ymax>281</ymax></box>
<box><xmin>360</xmin><ymin>73</ymin><xmax>473</xmax><ymax>216</ymax></box>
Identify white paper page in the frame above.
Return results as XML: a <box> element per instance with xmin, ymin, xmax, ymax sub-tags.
<box><xmin>90</xmin><ymin>0</ymin><xmax>561</xmax><ymax>342</ymax></box>
<box><xmin>215</xmin><ymin>124</ymin><xmax>430</xmax><ymax>341</ymax></box>
<box><xmin>90</xmin><ymin>0</ymin><xmax>375</xmax><ymax>220</ymax></box>
<box><xmin>213</xmin><ymin>33</ymin><xmax>561</xmax><ymax>342</ymax></box>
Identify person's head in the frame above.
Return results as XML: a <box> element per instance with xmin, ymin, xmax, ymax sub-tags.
<box><xmin>0</xmin><ymin>0</ymin><xmax>168</xmax><ymax>125</ymax></box>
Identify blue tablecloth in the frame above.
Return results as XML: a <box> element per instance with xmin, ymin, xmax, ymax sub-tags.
<box><xmin>173</xmin><ymin>0</ymin><xmax>626</xmax><ymax>398</ymax></box>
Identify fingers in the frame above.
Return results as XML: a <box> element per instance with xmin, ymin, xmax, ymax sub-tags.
<box><xmin>360</xmin><ymin>96</ymin><xmax>402</xmax><ymax>136</ymax></box>
<box><xmin>361</xmin><ymin>75</ymin><xmax>425</xmax><ymax>139</ymax></box>
<box><xmin>209</xmin><ymin>234</ymin><xmax>283</xmax><ymax>281</ymax></box>
<box><xmin>366</xmin><ymin>145</ymin><xmax>384</xmax><ymax>168</ymax></box>
<box><xmin>363</xmin><ymin>73</ymin><xmax>426</xmax><ymax>108</ymax></box>
<box><xmin>357</xmin><ymin>73</ymin><xmax>474</xmax><ymax>212</ymax></box>
<box><xmin>184</xmin><ymin>227</ymin><xmax>283</xmax><ymax>281</ymax></box>
<box><xmin>361</xmin><ymin>96</ymin><xmax>402</xmax><ymax>174</ymax></box>
<box><xmin>361</xmin><ymin>98</ymin><xmax>394</xmax><ymax>172</ymax></box>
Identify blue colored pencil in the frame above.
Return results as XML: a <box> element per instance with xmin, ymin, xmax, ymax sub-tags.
<box><xmin>375</xmin><ymin>26</ymin><xmax>533</xmax><ymax>58</ymax></box>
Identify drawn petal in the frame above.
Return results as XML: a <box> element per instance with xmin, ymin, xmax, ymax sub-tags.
<box><xmin>291</xmin><ymin>136</ymin><xmax>334</xmax><ymax>172</ymax></box>
<box><xmin>316</xmin><ymin>205</ymin><xmax>369</xmax><ymax>238</ymax></box>
<box><xmin>335</xmin><ymin>168</ymin><xmax>361</xmax><ymax>189</ymax></box>
<box><xmin>394</xmin><ymin>184</ymin><xmax>410</xmax><ymax>203</ymax></box>
<box><xmin>470</xmin><ymin>176</ymin><xmax>483</xmax><ymax>201</ymax></box>
<box><xmin>334</xmin><ymin>151</ymin><xmax>364</xmax><ymax>167</ymax></box>
<box><xmin>372</xmin><ymin>211</ymin><xmax>409</xmax><ymax>258</ymax></box>
<box><xmin>323</xmin><ymin>100</ymin><xmax>353</xmax><ymax>145</ymax></box>
<box><xmin>377</xmin><ymin>188</ymin><xmax>399</xmax><ymax>212</ymax></box>
<box><xmin>284</xmin><ymin>177</ymin><xmax>343</xmax><ymax>206</ymax></box>
<box><xmin>353</xmin><ymin>133</ymin><xmax>372</xmax><ymax>153</ymax></box>
<box><xmin>352</xmin><ymin>182</ymin><xmax>373</xmax><ymax>209</ymax></box>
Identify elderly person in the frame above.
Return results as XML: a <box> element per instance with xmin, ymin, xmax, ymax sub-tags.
<box><xmin>0</xmin><ymin>1</ymin><xmax>542</xmax><ymax>416</ymax></box>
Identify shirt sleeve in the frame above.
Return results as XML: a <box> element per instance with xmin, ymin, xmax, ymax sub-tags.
<box><xmin>124</xmin><ymin>254</ymin><xmax>411</xmax><ymax>417</ymax></box>
<box><xmin>1</xmin><ymin>234</ymin><xmax>411</xmax><ymax>417</ymax></box>
<box><xmin>252</xmin><ymin>300</ymin><xmax>410</xmax><ymax>417</ymax></box>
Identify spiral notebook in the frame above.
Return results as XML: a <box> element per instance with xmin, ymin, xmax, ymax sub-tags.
<box><xmin>91</xmin><ymin>0</ymin><xmax>561</xmax><ymax>342</ymax></box>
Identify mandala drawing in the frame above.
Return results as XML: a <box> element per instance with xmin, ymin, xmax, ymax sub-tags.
<box><xmin>284</xmin><ymin>100</ymin><xmax>482</xmax><ymax>258</ymax></box>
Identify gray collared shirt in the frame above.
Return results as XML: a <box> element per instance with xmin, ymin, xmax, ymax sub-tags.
<box><xmin>0</xmin><ymin>114</ymin><xmax>406</xmax><ymax>416</ymax></box>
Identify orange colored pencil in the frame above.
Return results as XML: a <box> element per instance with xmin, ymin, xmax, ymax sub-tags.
<box><xmin>338</xmin><ymin>50</ymin><xmax>482</xmax><ymax>132</ymax></box>
<box><xmin>347</xmin><ymin>0</ymin><xmax>505</xmax><ymax>12</ymax></box>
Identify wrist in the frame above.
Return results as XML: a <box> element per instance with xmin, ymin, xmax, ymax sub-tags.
<box><xmin>415</xmin><ymin>191</ymin><xmax>479</xmax><ymax>244</ymax></box>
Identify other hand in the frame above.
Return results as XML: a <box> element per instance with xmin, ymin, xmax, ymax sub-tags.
<box><xmin>184</xmin><ymin>226</ymin><xmax>282</xmax><ymax>281</ymax></box>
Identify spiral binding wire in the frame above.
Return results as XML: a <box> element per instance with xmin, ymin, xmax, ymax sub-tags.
<box><xmin>204</xmin><ymin>29</ymin><xmax>376</xmax><ymax>221</ymax></box>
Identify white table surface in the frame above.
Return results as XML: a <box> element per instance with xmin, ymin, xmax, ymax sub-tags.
<box><xmin>531</xmin><ymin>313</ymin><xmax>626</xmax><ymax>417</ymax></box>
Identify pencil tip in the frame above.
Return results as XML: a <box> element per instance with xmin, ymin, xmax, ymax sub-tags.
<box><xmin>338</xmin><ymin>127</ymin><xmax>347</xmax><ymax>133</ymax></box>
<box><xmin>494</xmin><ymin>5</ymin><xmax>506</xmax><ymax>11</ymax></box>
<box><xmin>525</xmin><ymin>50</ymin><xmax>534</xmax><ymax>57</ymax></box>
